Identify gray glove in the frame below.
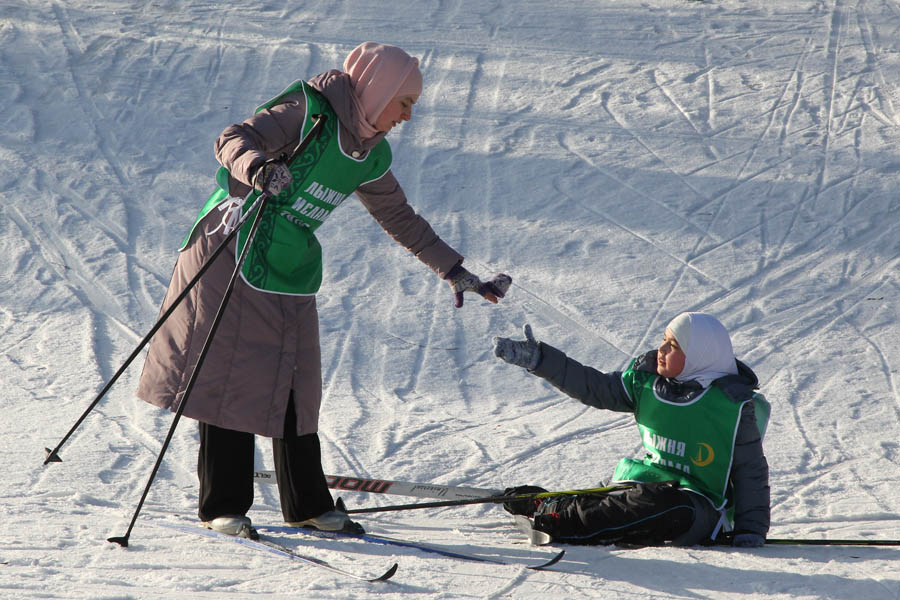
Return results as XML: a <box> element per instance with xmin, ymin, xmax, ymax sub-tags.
<box><xmin>493</xmin><ymin>324</ymin><xmax>541</xmax><ymax>370</ymax></box>
<box><xmin>732</xmin><ymin>533</ymin><xmax>765</xmax><ymax>548</ymax></box>
<box><xmin>253</xmin><ymin>161</ymin><xmax>292</xmax><ymax>196</ymax></box>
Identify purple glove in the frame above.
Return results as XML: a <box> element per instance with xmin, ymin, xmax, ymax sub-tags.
<box><xmin>445</xmin><ymin>264</ymin><xmax>512</xmax><ymax>308</ymax></box>
<box><xmin>253</xmin><ymin>160</ymin><xmax>292</xmax><ymax>196</ymax></box>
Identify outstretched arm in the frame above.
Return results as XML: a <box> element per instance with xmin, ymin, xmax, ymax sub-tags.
<box><xmin>494</xmin><ymin>325</ymin><xmax>635</xmax><ymax>413</ymax></box>
<box><xmin>357</xmin><ymin>173</ymin><xmax>511</xmax><ymax>308</ymax></box>
<box><xmin>356</xmin><ymin>171</ymin><xmax>462</xmax><ymax>276</ymax></box>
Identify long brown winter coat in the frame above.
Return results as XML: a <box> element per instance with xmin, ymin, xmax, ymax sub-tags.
<box><xmin>136</xmin><ymin>71</ymin><xmax>463</xmax><ymax>438</ymax></box>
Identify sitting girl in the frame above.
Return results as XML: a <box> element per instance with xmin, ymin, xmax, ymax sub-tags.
<box><xmin>493</xmin><ymin>312</ymin><xmax>770</xmax><ymax>548</ymax></box>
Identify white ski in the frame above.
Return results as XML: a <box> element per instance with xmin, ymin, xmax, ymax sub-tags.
<box><xmin>153</xmin><ymin>521</ymin><xmax>398</xmax><ymax>582</ymax></box>
<box><xmin>253</xmin><ymin>471</ymin><xmax>501</xmax><ymax>500</ymax></box>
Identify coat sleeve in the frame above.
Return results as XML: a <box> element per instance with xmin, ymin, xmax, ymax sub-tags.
<box><xmin>530</xmin><ymin>342</ymin><xmax>635</xmax><ymax>413</ymax></box>
<box><xmin>730</xmin><ymin>400</ymin><xmax>771</xmax><ymax>536</ymax></box>
<box><xmin>214</xmin><ymin>96</ymin><xmax>308</xmax><ymax>194</ymax></box>
<box><xmin>355</xmin><ymin>171</ymin><xmax>463</xmax><ymax>278</ymax></box>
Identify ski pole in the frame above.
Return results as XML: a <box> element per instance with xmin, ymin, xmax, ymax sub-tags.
<box><xmin>44</xmin><ymin>113</ymin><xmax>328</xmax><ymax>466</ymax></box>
<box><xmin>43</xmin><ymin>195</ymin><xmax>261</xmax><ymax>465</ymax></box>
<box><xmin>765</xmin><ymin>538</ymin><xmax>900</xmax><ymax>546</ymax></box>
<box><xmin>107</xmin><ymin>114</ymin><xmax>327</xmax><ymax>547</ymax></box>
<box><xmin>716</xmin><ymin>532</ymin><xmax>900</xmax><ymax>546</ymax></box>
<box><xmin>107</xmin><ymin>183</ymin><xmax>274</xmax><ymax>547</ymax></box>
<box><xmin>343</xmin><ymin>483</ymin><xmax>635</xmax><ymax>515</ymax></box>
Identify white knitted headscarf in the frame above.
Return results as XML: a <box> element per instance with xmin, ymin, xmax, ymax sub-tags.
<box><xmin>666</xmin><ymin>312</ymin><xmax>738</xmax><ymax>388</ymax></box>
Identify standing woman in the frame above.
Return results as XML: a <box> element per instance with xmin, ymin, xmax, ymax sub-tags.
<box><xmin>137</xmin><ymin>42</ymin><xmax>510</xmax><ymax>537</ymax></box>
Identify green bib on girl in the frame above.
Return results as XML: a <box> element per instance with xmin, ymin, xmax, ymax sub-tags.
<box><xmin>612</xmin><ymin>359</ymin><xmax>769</xmax><ymax>510</ymax></box>
<box><xmin>182</xmin><ymin>80</ymin><xmax>392</xmax><ymax>295</ymax></box>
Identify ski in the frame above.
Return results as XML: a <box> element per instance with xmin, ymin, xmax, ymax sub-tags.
<box><xmin>154</xmin><ymin>521</ymin><xmax>398</xmax><ymax>582</ymax></box>
<box><xmin>253</xmin><ymin>471</ymin><xmax>501</xmax><ymax>500</ymax></box>
<box><xmin>765</xmin><ymin>538</ymin><xmax>900</xmax><ymax>546</ymax></box>
<box><xmin>711</xmin><ymin>532</ymin><xmax>900</xmax><ymax>547</ymax></box>
<box><xmin>258</xmin><ymin>524</ymin><xmax>565</xmax><ymax>570</ymax></box>
<box><xmin>512</xmin><ymin>520</ymin><xmax>900</xmax><ymax>549</ymax></box>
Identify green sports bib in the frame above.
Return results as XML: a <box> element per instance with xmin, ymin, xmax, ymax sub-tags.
<box><xmin>183</xmin><ymin>81</ymin><xmax>392</xmax><ymax>294</ymax></box>
<box><xmin>613</xmin><ymin>361</ymin><xmax>769</xmax><ymax>509</ymax></box>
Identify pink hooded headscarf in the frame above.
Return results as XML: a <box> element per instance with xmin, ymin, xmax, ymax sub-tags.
<box><xmin>343</xmin><ymin>42</ymin><xmax>423</xmax><ymax>139</ymax></box>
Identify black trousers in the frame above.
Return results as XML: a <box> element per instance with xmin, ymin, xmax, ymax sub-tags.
<box><xmin>197</xmin><ymin>395</ymin><xmax>334</xmax><ymax>522</ymax></box>
<box><xmin>533</xmin><ymin>481</ymin><xmax>697</xmax><ymax>546</ymax></box>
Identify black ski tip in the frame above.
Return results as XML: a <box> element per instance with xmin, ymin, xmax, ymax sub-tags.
<box><xmin>528</xmin><ymin>549</ymin><xmax>565</xmax><ymax>570</ymax></box>
<box><xmin>372</xmin><ymin>562</ymin><xmax>398</xmax><ymax>582</ymax></box>
<box><xmin>43</xmin><ymin>448</ymin><xmax>63</xmax><ymax>463</ymax></box>
<box><xmin>107</xmin><ymin>536</ymin><xmax>129</xmax><ymax>547</ymax></box>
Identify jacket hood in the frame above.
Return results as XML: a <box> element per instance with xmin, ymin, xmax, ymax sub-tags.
<box><xmin>716</xmin><ymin>359</ymin><xmax>760</xmax><ymax>402</ymax></box>
<box><xmin>635</xmin><ymin>350</ymin><xmax>759</xmax><ymax>404</ymax></box>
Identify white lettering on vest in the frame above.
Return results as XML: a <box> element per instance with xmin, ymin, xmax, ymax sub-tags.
<box><xmin>644</xmin><ymin>431</ymin><xmax>687</xmax><ymax>458</ymax></box>
<box><xmin>303</xmin><ymin>181</ymin><xmax>349</xmax><ymax>207</ymax></box>
<box><xmin>648</xmin><ymin>452</ymin><xmax>692</xmax><ymax>475</ymax></box>
<box><xmin>288</xmin><ymin>200</ymin><xmax>332</xmax><ymax>224</ymax></box>
<box><xmin>281</xmin><ymin>210</ymin><xmax>308</xmax><ymax>228</ymax></box>
<box><xmin>299</xmin><ymin>202</ymin><xmax>330</xmax><ymax>221</ymax></box>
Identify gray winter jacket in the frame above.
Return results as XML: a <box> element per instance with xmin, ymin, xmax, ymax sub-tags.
<box><xmin>532</xmin><ymin>343</ymin><xmax>771</xmax><ymax>538</ymax></box>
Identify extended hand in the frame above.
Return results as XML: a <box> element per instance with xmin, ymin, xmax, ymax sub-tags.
<box><xmin>493</xmin><ymin>324</ymin><xmax>541</xmax><ymax>370</ymax></box>
<box><xmin>445</xmin><ymin>264</ymin><xmax>511</xmax><ymax>308</ymax></box>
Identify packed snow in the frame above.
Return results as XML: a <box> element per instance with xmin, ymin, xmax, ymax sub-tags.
<box><xmin>2</xmin><ymin>0</ymin><xmax>900</xmax><ymax>598</ymax></box>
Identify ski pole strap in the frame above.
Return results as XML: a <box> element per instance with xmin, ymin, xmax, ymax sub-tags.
<box><xmin>343</xmin><ymin>483</ymin><xmax>635</xmax><ymax>515</ymax></box>
<box><xmin>709</xmin><ymin>508</ymin><xmax>728</xmax><ymax>542</ymax></box>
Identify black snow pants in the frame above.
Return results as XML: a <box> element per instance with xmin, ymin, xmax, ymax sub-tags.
<box><xmin>197</xmin><ymin>394</ymin><xmax>334</xmax><ymax>523</ymax></box>
<box><xmin>532</xmin><ymin>481</ymin><xmax>718</xmax><ymax>546</ymax></box>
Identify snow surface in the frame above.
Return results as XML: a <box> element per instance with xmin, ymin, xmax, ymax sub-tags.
<box><xmin>3</xmin><ymin>0</ymin><xmax>900</xmax><ymax>598</ymax></box>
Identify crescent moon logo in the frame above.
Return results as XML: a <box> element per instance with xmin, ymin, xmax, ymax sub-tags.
<box><xmin>691</xmin><ymin>443</ymin><xmax>715</xmax><ymax>467</ymax></box>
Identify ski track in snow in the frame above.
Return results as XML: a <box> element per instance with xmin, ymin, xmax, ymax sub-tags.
<box><xmin>3</xmin><ymin>1</ymin><xmax>900</xmax><ymax>598</ymax></box>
